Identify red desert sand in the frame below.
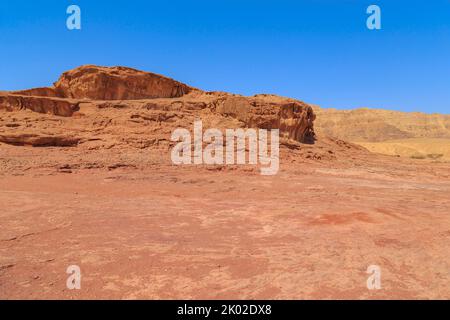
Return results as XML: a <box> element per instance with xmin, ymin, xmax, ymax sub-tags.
<box><xmin>0</xmin><ymin>66</ymin><xmax>449</xmax><ymax>299</ymax></box>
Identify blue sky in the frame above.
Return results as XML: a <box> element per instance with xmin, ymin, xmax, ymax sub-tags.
<box><xmin>0</xmin><ymin>0</ymin><xmax>449</xmax><ymax>114</ymax></box>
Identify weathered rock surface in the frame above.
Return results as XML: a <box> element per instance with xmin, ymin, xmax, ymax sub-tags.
<box><xmin>218</xmin><ymin>95</ymin><xmax>315</xmax><ymax>142</ymax></box>
<box><xmin>0</xmin><ymin>65</ymin><xmax>317</xmax><ymax>146</ymax></box>
<box><xmin>0</xmin><ymin>93</ymin><xmax>79</xmax><ymax>117</ymax></box>
<box><xmin>53</xmin><ymin>65</ymin><xmax>194</xmax><ymax>100</ymax></box>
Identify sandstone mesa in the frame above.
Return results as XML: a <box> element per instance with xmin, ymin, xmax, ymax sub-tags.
<box><xmin>0</xmin><ymin>65</ymin><xmax>316</xmax><ymax>153</ymax></box>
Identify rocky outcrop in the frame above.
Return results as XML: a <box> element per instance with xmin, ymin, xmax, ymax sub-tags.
<box><xmin>217</xmin><ymin>96</ymin><xmax>316</xmax><ymax>143</ymax></box>
<box><xmin>0</xmin><ymin>65</ymin><xmax>317</xmax><ymax>148</ymax></box>
<box><xmin>53</xmin><ymin>65</ymin><xmax>194</xmax><ymax>100</ymax></box>
<box><xmin>0</xmin><ymin>93</ymin><xmax>79</xmax><ymax>117</ymax></box>
<box><xmin>0</xmin><ymin>133</ymin><xmax>80</xmax><ymax>147</ymax></box>
<box><xmin>13</xmin><ymin>87</ymin><xmax>61</xmax><ymax>98</ymax></box>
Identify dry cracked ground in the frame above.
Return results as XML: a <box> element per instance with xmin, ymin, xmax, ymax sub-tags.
<box><xmin>0</xmin><ymin>66</ymin><xmax>449</xmax><ymax>299</ymax></box>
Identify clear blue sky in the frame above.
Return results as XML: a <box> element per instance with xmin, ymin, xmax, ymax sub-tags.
<box><xmin>1</xmin><ymin>0</ymin><xmax>449</xmax><ymax>113</ymax></box>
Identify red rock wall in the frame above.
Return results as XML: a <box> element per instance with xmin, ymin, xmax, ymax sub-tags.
<box><xmin>0</xmin><ymin>94</ymin><xmax>79</xmax><ymax>117</ymax></box>
<box><xmin>217</xmin><ymin>96</ymin><xmax>316</xmax><ymax>143</ymax></box>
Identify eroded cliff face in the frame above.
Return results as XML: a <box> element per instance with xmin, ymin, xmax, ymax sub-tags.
<box><xmin>218</xmin><ymin>96</ymin><xmax>315</xmax><ymax>143</ymax></box>
<box><xmin>1</xmin><ymin>65</ymin><xmax>316</xmax><ymax>147</ymax></box>
<box><xmin>0</xmin><ymin>93</ymin><xmax>79</xmax><ymax>117</ymax></box>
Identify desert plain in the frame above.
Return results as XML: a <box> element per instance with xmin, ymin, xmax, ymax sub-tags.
<box><xmin>0</xmin><ymin>66</ymin><xmax>449</xmax><ymax>299</ymax></box>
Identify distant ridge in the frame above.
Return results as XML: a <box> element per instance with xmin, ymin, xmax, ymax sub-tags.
<box><xmin>313</xmin><ymin>106</ymin><xmax>450</xmax><ymax>160</ymax></box>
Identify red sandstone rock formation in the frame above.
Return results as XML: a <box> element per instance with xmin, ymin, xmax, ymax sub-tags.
<box><xmin>53</xmin><ymin>65</ymin><xmax>194</xmax><ymax>100</ymax></box>
<box><xmin>0</xmin><ymin>65</ymin><xmax>316</xmax><ymax>146</ymax></box>
<box><xmin>218</xmin><ymin>96</ymin><xmax>315</xmax><ymax>142</ymax></box>
<box><xmin>0</xmin><ymin>92</ymin><xmax>79</xmax><ymax>117</ymax></box>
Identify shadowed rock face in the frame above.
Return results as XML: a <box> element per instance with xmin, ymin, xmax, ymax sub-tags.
<box><xmin>1</xmin><ymin>65</ymin><xmax>316</xmax><ymax>146</ymax></box>
<box><xmin>218</xmin><ymin>96</ymin><xmax>316</xmax><ymax>143</ymax></box>
<box><xmin>0</xmin><ymin>133</ymin><xmax>80</xmax><ymax>147</ymax></box>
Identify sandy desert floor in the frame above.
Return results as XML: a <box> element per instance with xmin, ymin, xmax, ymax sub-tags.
<box><xmin>1</xmin><ymin>66</ymin><xmax>449</xmax><ymax>300</ymax></box>
<box><xmin>1</xmin><ymin>144</ymin><xmax>449</xmax><ymax>299</ymax></box>
<box><xmin>357</xmin><ymin>138</ymin><xmax>450</xmax><ymax>161</ymax></box>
